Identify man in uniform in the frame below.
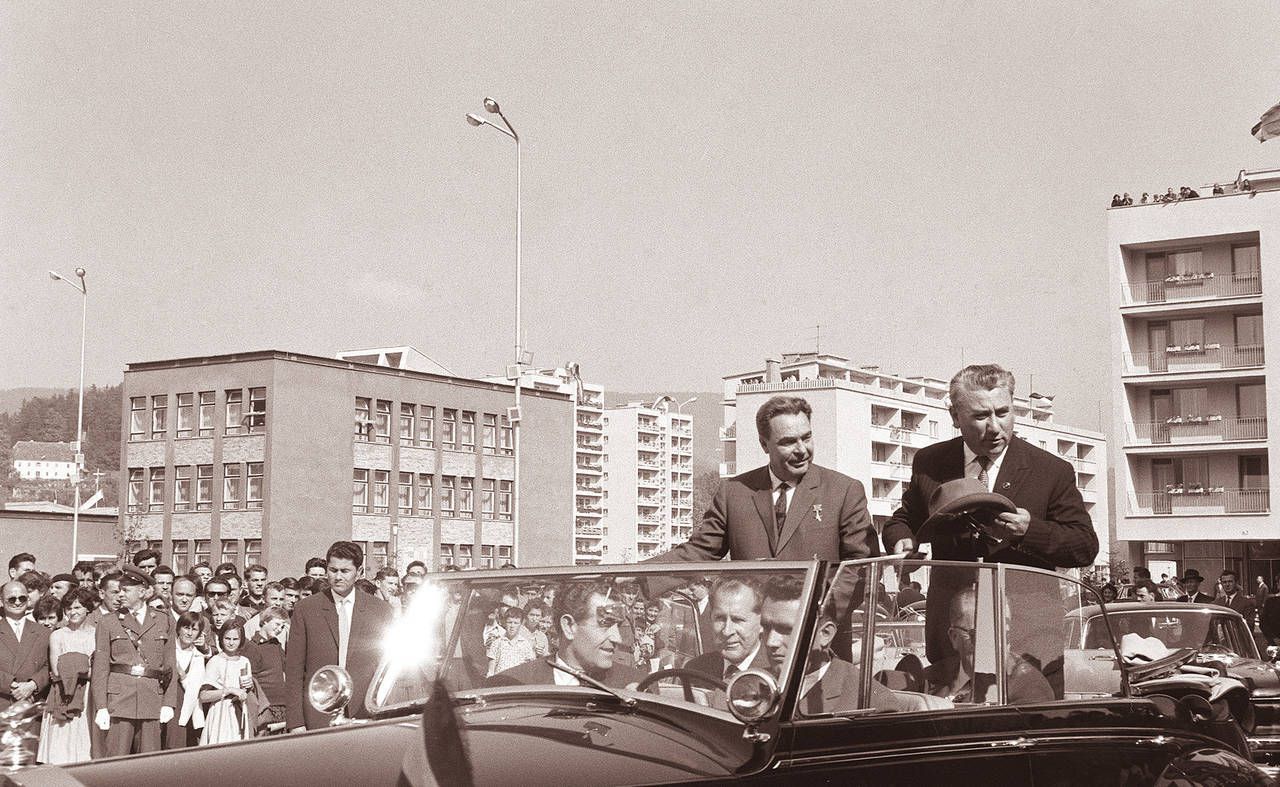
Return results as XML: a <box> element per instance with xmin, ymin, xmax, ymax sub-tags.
<box><xmin>92</xmin><ymin>567</ymin><xmax>177</xmax><ymax>756</ymax></box>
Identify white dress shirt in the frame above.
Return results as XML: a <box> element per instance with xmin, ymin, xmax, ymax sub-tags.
<box><xmin>6</xmin><ymin>616</ymin><xmax>24</xmax><ymax>641</ymax></box>
<box><xmin>962</xmin><ymin>443</ymin><xmax>1007</xmax><ymax>492</ymax></box>
<box><xmin>768</xmin><ymin>468</ymin><xmax>793</xmax><ymax>512</ymax></box>
<box><xmin>334</xmin><ymin>590</ymin><xmax>355</xmax><ymax>668</ymax></box>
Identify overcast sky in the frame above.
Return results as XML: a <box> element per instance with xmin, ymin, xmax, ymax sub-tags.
<box><xmin>3</xmin><ymin>3</ymin><xmax>1278</xmax><ymax>430</ymax></box>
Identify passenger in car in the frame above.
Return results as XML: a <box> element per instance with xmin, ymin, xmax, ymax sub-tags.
<box><xmin>684</xmin><ymin>578</ymin><xmax>769</xmax><ymax>682</ymax></box>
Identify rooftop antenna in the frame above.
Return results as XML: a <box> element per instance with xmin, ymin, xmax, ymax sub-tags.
<box><xmin>813</xmin><ymin>323</ymin><xmax>825</xmax><ymax>354</ymax></box>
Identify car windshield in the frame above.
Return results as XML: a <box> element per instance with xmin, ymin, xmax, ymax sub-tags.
<box><xmin>1086</xmin><ymin>609</ymin><xmax>1258</xmax><ymax>658</ymax></box>
<box><xmin>365</xmin><ymin>562</ymin><xmax>816</xmax><ymax>716</ymax></box>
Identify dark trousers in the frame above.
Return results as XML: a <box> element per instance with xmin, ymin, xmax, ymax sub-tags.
<box><xmin>105</xmin><ymin>718</ymin><xmax>161</xmax><ymax>757</ymax></box>
<box><xmin>162</xmin><ymin>718</ymin><xmax>200</xmax><ymax>749</ymax></box>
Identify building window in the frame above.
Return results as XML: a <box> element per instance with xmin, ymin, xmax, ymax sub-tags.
<box><xmin>196</xmin><ymin>464</ymin><xmax>213</xmax><ymax>511</ymax></box>
<box><xmin>127</xmin><ymin>468</ymin><xmax>144</xmax><ymax>513</ymax></box>
<box><xmin>176</xmin><ymin>393</ymin><xmax>194</xmax><ymax>438</ymax></box>
<box><xmin>245</xmin><ymin>539</ymin><xmax>262</xmax><ymax>568</ymax></box>
<box><xmin>457</xmin><ymin>544</ymin><xmax>473</xmax><ymax>569</ymax></box>
<box><xmin>151</xmin><ymin>395</ymin><xmax>168</xmax><ymax>439</ymax></box>
<box><xmin>372</xmin><ymin>470</ymin><xmax>390</xmax><ymax>514</ymax></box>
<box><xmin>1237</xmin><ymin>313</ymin><xmax>1264</xmax><ymax>348</ymax></box>
<box><xmin>482</xmin><ymin>478</ymin><xmax>496</xmax><ymax>518</ymax></box>
<box><xmin>440</xmin><ymin>544</ymin><xmax>454</xmax><ymax>567</ymax></box>
<box><xmin>481</xmin><ymin>544</ymin><xmax>494</xmax><ymax>569</ymax></box>
<box><xmin>498</xmin><ymin>545</ymin><xmax>512</xmax><ymax>564</ymax></box>
<box><xmin>171</xmin><ymin>540</ymin><xmax>189</xmax><ymax>574</ymax></box>
<box><xmin>353</xmin><ymin>469</ymin><xmax>369</xmax><ymax>513</ymax></box>
<box><xmin>441</xmin><ymin>476</ymin><xmax>456</xmax><ymax>516</ymax></box>
<box><xmin>225</xmin><ymin>390</ymin><xmax>244</xmax><ymax>435</ymax></box>
<box><xmin>246</xmin><ymin>462</ymin><xmax>263</xmax><ymax>509</ymax></box>
<box><xmin>130</xmin><ymin>397</ymin><xmax>146</xmax><ymax>441</ymax></box>
<box><xmin>399</xmin><ymin>403</ymin><xmax>416</xmax><ymax>443</ymax></box>
<box><xmin>499</xmin><ymin>415</ymin><xmax>513</xmax><ymax>455</ymax></box>
<box><xmin>1169</xmin><ymin>318</ymin><xmax>1204</xmax><ymax>348</ymax></box>
<box><xmin>148</xmin><ymin>467</ymin><xmax>165</xmax><ymax>511</ymax></box>
<box><xmin>398</xmin><ymin>472</ymin><xmax>413</xmax><ymax>515</ymax></box>
<box><xmin>223</xmin><ymin>463</ymin><xmax>241</xmax><ymax>510</ymax></box>
<box><xmin>375</xmin><ymin>400</ymin><xmax>392</xmax><ymax>444</ymax></box>
<box><xmin>174</xmin><ymin>465</ymin><xmax>192</xmax><ymax>512</ymax></box>
<box><xmin>499</xmin><ymin>480</ymin><xmax>513</xmax><ymax>520</ymax></box>
<box><xmin>247</xmin><ymin>387</ymin><xmax>266</xmax><ymax>434</ymax></box>
<box><xmin>482</xmin><ymin>414</ymin><xmax>497</xmax><ymax>454</ymax></box>
<box><xmin>194</xmin><ymin>539</ymin><xmax>211</xmax><ymax>567</ymax></box>
<box><xmin>198</xmin><ymin>391</ymin><xmax>216</xmax><ymax>437</ymax></box>
<box><xmin>460</xmin><ymin>411</ymin><xmax>476</xmax><ymax>451</ymax></box>
<box><xmin>221</xmin><ymin>539</ymin><xmax>240</xmax><ymax>567</ymax></box>
<box><xmin>368</xmin><ymin>541</ymin><xmax>389</xmax><ymax>570</ymax></box>
<box><xmin>416</xmin><ymin>473</ymin><xmax>433</xmax><ymax>514</ymax></box>
<box><xmin>442</xmin><ymin>409</ymin><xmax>457</xmax><ymax>449</ymax></box>
<box><xmin>459</xmin><ymin>477</ymin><xmax>474</xmax><ymax>516</ymax></box>
<box><xmin>418</xmin><ymin>406</ymin><xmax>434</xmax><ymax>447</ymax></box>
<box><xmin>355</xmin><ymin>397</ymin><xmax>372</xmax><ymax>441</ymax></box>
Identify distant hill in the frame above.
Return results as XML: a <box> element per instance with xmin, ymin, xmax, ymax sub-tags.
<box><xmin>605</xmin><ymin>391</ymin><xmax>723</xmax><ymax>475</ymax></box>
<box><xmin>0</xmin><ymin>388</ymin><xmax>64</xmax><ymax>415</ymax></box>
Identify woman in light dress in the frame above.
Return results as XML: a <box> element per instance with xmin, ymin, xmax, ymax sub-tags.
<box><xmin>37</xmin><ymin>588</ymin><xmax>97</xmax><ymax>764</ymax></box>
<box><xmin>199</xmin><ymin>622</ymin><xmax>254</xmax><ymax>744</ymax></box>
<box><xmin>168</xmin><ymin>611</ymin><xmax>207</xmax><ymax>748</ymax></box>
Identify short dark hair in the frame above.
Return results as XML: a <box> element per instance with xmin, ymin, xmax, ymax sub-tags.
<box><xmin>132</xmin><ymin>548</ymin><xmax>160</xmax><ymax>566</ymax></box>
<box><xmin>949</xmin><ymin>364</ymin><xmax>1015</xmax><ymax>406</ymax></box>
<box><xmin>278</xmin><ymin>577</ymin><xmax>299</xmax><ymax>590</ymax></box>
<box><xmin>18</xmin><ymin>570</ymin><xmax>49</xmax><ymax>595</ymax></box>
<box><xmin>502</xmin><ymin>605</ymin><xmax>525</xmax><ymax>622</ymax></box>
<box><xmin>8</xmin><ymin>553</ymin><xmax>35</xmax><ymax>571</ymax></box>
<box><xmin>305</xmin><ymin>557</ymin><xmax>328</xmax><ymax>572</ymax></box>
<box><xmin>218</xmin><ymin>622</ymin><xmax>247</xmax><ymax>652</ymax></box>
<box><xmin>33</xmin><ymin>594</ymin><xmax>62</xmax><ymax>621</ymax></box>
<box><xmin>98</xmin><ymin>569</ymin><xmax>123</xmax><ymax>590</ymax></box>
<box><xmin>375</xmin><ymin>567</ymin><xmax>399</xmax><ymax>582</ymax></box>
<box><xmin>215</xmin><ymin>562</ymin><xmax>240</xmax><ymax>577</ymax></box>
<box><xmin>310</xmin><ymin>578</ymin><xmax>330</xmax><ymax>594</ymax></box>
<box><xmin>204</xmin><ymin>576</ymin><xmax>231</xmax><ymax>594</ymax></box>
<box><xmin>1221</xmin><ymin>569</ymin><xmax>1239</xmax><ymax>581</ymax></box>
<box><xmin>406</xmin><ymin>561</ymin><xmax>426</xmax><ymax>572</ymax></box>
<box><xmin>245</xmin><ymin>564</ymin><xmax>268</xmax><ymax>579</ymax></box>
<box><xmin>73</xmin><ymin>560</ymin><xmax>97</xmax><ymax>577</ymax></box>
<box><xmin>61</xmin><ymin>586</ymin><xmax>97</xmax><ymax>614</ymax></box>
<box><xmin>192</xmin><ymin>561</ymin><xmax>211</xmax><ymax>571</ymax></box>
<box><xmin>176</xmin><ymin>610</ymin><xmax>204</xmax><ymax>631</ymax></box>
<box><xmin>755</xmin><ymin>396</ymin><xmax>812</xmax><ymax>442</ymax></box>
<box><xmin>153</xmin><ymin>565</ymin><xmax>175</xmax><ymax>580</ymax></box>
<box><xmin>296</xmin><ymin>576</ymin><xmax>316</xmax><ymax>592</ymax></box>
<box><xmin>355</xmin><ymin>578</ymin><xmax>378</xmax><ymax>596</ymax></box>
<box><xmin>553</xmin><ymin>580</ymin><xmax>613</xmax><ymax>638</ymax></box>
<box><xmin>325</xmin><ymin>541</ymin><xmax>363</xmax><ymax>568</ymax></box>
<box><xmin>762</xmin><ymin>574</ymin><xmax>805</xmax><ymax>605</ymax></box>
<box><xmin>263</xmin><ymin>581</ymin><xmax>283</xmax><ymax>595</ymax></box>
<box><xmin>710</xmin><ymin>576</ymin><xmax>762</xmax><ymax>614</ymax></box>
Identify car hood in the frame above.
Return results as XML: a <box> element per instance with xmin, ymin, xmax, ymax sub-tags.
<box><xmin>1209</xmin><ymin>657</ymin><xmax>1280</xmax><ymax>697</ymax></box>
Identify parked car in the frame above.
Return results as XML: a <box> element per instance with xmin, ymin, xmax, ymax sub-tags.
<box><xmin>4</xmin><ymin>558</ymin><xmax>1275</xmax><ymax>786</ymax></box>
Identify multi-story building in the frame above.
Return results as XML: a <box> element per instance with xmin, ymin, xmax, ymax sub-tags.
<box><xmin>599</xmin><ymin>399</ymin><xmax>694</xmax><ymax>562</ymax></box>
<box><xmin>10</xmin><ymin>441</ymin><xmax>76</xmax><ymax>480</ymax></box>
<box><xmin>1108</xmin><ymin>168</ymin><xmax>1279</xmax><ymax>582</ymax></box>
<box><xmin>720</xmin><ymin>353</ymin><xmax>1109</xmax><ymax>569</ymax></box>
<box><xmin>118</xmin><ymin>349</ymin><xmax>575</xmax><ymax>577</ymax></box>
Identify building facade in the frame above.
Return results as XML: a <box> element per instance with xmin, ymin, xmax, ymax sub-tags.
<box><xmin>119</xmin><ymin>350</ymin><xmax>576</xmax><ymax>577</ymax></box>
<box><xmin>1108</xmin><ymin>169</ymin><xmax>1279</xmax><ymax>583</ymax></box>
<box><xmin>720</xmin><ymin>353</ymin><xmax>1109</xmax><ymax>569</ymax></box>
<box><xmin>11</xmin><ymin>441</ymin><xmax>76</xmax><ymax>480</ymax></box>
<box><xmin>598</xmin><ymin>399</ymin><xmax>694</xmax><ymax>562</ymax></box>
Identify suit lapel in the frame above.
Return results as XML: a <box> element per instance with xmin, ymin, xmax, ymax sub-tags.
<box><xmin>822</xmin><ymin>659</ymin><xmax>850</xmax><ymax>706</ymax></box>
<box><xmin>945</xmin><ymin>438</ymin><xmax>967</xmax><ymax>481</ymax></box>
<box><xmin>748</xmin><ymin>467</ymin><xmax>778</xmax><ymax>555</ymax></box>
<box><xmin>138</xmin><ymin>608</ymin><xmax>158</xmax><ymax>636</ymax></box>
<box><xmin>778</xmin><ymin>468</ymin><xmax>820</xmax><ymax>554</ymax></box>
<box><xmin>10</xmin><ymin>620</ymin><xmax>36</xmax><ymax>665</ymax></box>
<box><xmin>320</xmin><ymin>591</ymin><xmax>339</xmax><ymax>649</ymax></box>
<box><xmin>0</xmin><ymin>619</ymin><xmax>17</xmax><ymax>657</ymax></box>
<box><xmin>992</xmin><ymin>437</ymin><xmax>1029</xmax><ymax>500</ymax></box>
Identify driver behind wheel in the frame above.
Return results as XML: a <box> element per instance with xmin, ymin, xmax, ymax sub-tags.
<box><xmin>487</xmin><ymin>580</ymin><xmax>646</xmax><ymax>689</ymax></box>
<box><xmin>684</xmin><ymin>578</ymin><xmax>770</xmax><ymax>682</ymax></box>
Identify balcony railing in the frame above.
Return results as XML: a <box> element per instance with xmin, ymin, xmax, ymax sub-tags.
<box><xmin>719</xmin><ymin>424</ymin><xmax>737</xmax><ymax>440</ymax></box>
<box><xmin>637</xmin><ymin>496</ymin><xmax>662</xmax><ymax>507</ymax></box>
<box><xmin>576</xmin><ymin>461</ymin><xmax>602</xmax><ymax>472</ymax></box>
<box><xmin>1129</xmin><ymin>415</ymin><xmax>1267</xmax><ymax>444</ymax></box>
<box><xmin>1133</xmin><ymin>487</ymin><xmax>1270</xmax><ymax>515</ymax></box>
<box><xmin>1121</xmin><ymin>272</ymin><xmax>1262</xmax><ymax>305</ymax></box>
<box><xmin>1124</xmin><ymin>344</ymin><xmax>1265</xmax><ymax>374</ymax></box>
<box><xmin>870</xmin><ymin>423</ymin><xmax>923</xmax><ymax>446</ymax></box>
<box><xmin>871</xmin><ymin>460</ymin><xmax>913</xmax><ymax>481</ymax></box>
<box><xmin>576</xmin><ymin>417</ymin><xmax>603</xmax><ymax>430</ymax></box>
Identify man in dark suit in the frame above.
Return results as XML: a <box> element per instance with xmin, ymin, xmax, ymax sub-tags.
<box><xmin>1215</xmin><ymin>569</ymin><xmax>1256</xmax><ymax>627</ymax></box>
<box><xmin>684</xmin><ymin>578</ymin><xmax>769</xmax><ymax>682</ymax></box>
<box><xmin>1175</xmin><ymin>569</ymin><xmax>1214</xmax><ymax>604</ymax></box>
<box><xmin>653</xmin><ymin>395</ymin><xmax>877</xmax><ymax>562</ymax></box>
<box><xmin>0</xmin><ymin>580</ymin><xmax>50</xmax><ymax>713</ymax></box>
<box><xmin>285</xmin><ymin>541</ymin><xmax>393</xmax><ymax>731</ymax></box>
<box><xmin>488</xmin><ymin>580</ymin><xmax>645</xmax><ymax>689</ymax></box>
<box><xmin>881</xmin><ymin>364</ymin><xmax>1098</xmax><ymax>570</ymax></box>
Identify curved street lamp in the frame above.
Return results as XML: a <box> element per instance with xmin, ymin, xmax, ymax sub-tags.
<box><xmin>49</xmin><ymin>267</ymin><xmax>88</xmax><ymax>564</ymax></box>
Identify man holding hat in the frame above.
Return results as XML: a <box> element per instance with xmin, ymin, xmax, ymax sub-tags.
<box><xmin>1176</xmin><ymin>570</ymin><xmax>1214</xmax><ymax>604</ymax></box>
<box><xmin>91</xmin><ymin>567</ymin><xmax>177</xmax><ymax>756</ymax></box>
<box><xmin>881</xmin><ymin>364</ymin><xmax>1097</xmax><ymax>570</ymax></box>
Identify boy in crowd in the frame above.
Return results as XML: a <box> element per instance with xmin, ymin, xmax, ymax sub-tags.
<box><xmin>487</xmin><ymin>605</ymin><xmax>536</xmax><ymax>676</ymax></box>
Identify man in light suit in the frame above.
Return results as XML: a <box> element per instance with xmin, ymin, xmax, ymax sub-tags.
<box><xmin>652</xmin><ymin>395</ymin><xmax>878</xmax><ymax>562</ymax></box>
<box><xmin>881</xmin><ymin>364</ymin><xmax>1098</xmax><ymax>570</ymax></box>
<box><xmin>285</xmin><ymin>541</ymin><xmax>393</xmax><ymax>731</ymax></box>
<box><xmin>0</xmin><ymin>580</ymin><xmax>50</xmax><ymax>713</ymax></box>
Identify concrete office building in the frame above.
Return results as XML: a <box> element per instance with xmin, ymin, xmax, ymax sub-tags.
<box><xmin>598</xmin><ymin>399</ymin><xmax>694</xmax><ymax>562</ymax></box>
<box><xmin>1109</xmin><ymin>169</ymin><xmax>1279</xmax><ymax>582</ymax></box>
<box><xmin>119</xmin><ymin>349</ymin><xmax>576</xmax><ymax>577</ymax></box>
<box><xmin>720</xmin><ymin>353</ymin><xmax>1109</xmax><ymax>570</ymax></box>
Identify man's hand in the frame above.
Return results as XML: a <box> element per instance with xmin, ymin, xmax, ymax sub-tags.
<box><xmin>95</xmin><ymin>708</ymin><xmax>111</xmax><ymax>730</ymax></box>
<box><xmin>159</xmin><ymin>706</ymin><xmax>174</xmax><ymax>724</ymax></box>
<box><xmin>10</xmin><ymin>680</ymin><xmax>35</xmax><ymax>702</ymax></box>
<box><xmin>890</xmin><ymin>538</ymin><xmax>915</xmax><ymax>556</ymax></box>
<box><xmin>990</xmin><ymin>508</ymin><xmax>1032</xmax><ymax>540</ymax></box>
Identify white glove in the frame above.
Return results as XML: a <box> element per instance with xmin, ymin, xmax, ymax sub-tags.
<box><xmin>159</xmin><ymin>706</ymin><xmax>174</xmax><ymax>724</ymax></box>
<box><xmin>95</xmin><ymin>708</ymin><xmax>111</xmax><ymax>730</ymax></box>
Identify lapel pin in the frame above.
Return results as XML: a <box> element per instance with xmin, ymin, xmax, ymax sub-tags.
<box><xmin>1001</xmin><ymin>481</ymin><xmax>1011</xmax><ymax>489</ymax></box>
<box><xmin>813</xmin><ymin>504</ymin><xmax>822</xmax><ymax>522</ymax></box>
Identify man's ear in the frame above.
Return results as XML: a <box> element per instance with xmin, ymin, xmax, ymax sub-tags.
<box><xmin>814</xmin><ymin>619</ymin><xmax>837</xmax><ymax>650</ymax></box>
<box><xmin>560</xmin><ymin>614</ymin><xmax>576</xmax><ymax>642</ymax></box>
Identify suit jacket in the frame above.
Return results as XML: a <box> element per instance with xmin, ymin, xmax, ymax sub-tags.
<box><xmin>90</xmin><ymin>607</ymin><xmax>178</xmax><ymax>720</ymax></box>
<box><xmin>881</xmin><ymin>436</ymin><xmax>1098</xmax><ymax>569</ymax></box>
<box><xmin>684</xmin><ymin>645</ymin><xmax>771</xmax><ymax>682</ymax></box>
<box><xmin>651</xmin><ymin>464</ymin><xmax>878</xmax><ymax>563</ymax></box>
<box><xmin>284</xmin><ymin>589</ymin><xmax>393</xmax><ymax>730</ymax></box>
<box><xmin>1216</xmin><ymin>592</ymin><xmax>1256</xmax><ymax>627</ymax></box>
<box><xmin>486</xmin><ymin>657</ymin><xmax>646</xmax><ymax>690</ymax></box>
<box><xmin>1178</xmin><ymin>591</ymin><xmax>1215</xmax><ymax>604</ymax></box>
<box><xmin>0</xmin><ymin>617</ymin><xmax>50</xmax><ymax>711</ymax></box>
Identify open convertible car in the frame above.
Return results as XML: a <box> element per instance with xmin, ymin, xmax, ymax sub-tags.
<box><xmin>3</xmin><ymin>557</ymin><xmax>1276</xmax><ymax>786</ymax></box>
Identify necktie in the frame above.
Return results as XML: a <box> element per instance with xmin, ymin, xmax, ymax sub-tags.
<box><xmin>774</xmin><ymin>483</ymin><xmax>789</xmax><ymax>538</ymax></box>
<box><xmin>337</xmin><ymin>596</ymin><xmax>352</xmax><ymax>668</ymax></box>
<box><xmin>724</xmin><ymin>662</ymin><xmax>739</xmax><ymax>681</ymax></box>
<box><xmin>976</xmin><ymin>455</ymin><xmax>991</xmax><ymax>489</ymax></box>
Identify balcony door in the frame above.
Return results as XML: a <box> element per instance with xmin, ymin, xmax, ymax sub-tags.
<box><xmin>1151</xmin><ymin>459</ymin><xmax>1174</xmax><ymax>514</ymax></box>
<box><xmin>1145</xmin><ymin>253</ymin><xmax>1167</xmax><ymax>302</ymax></box>
<box><xmin>1237</xmin><ymin>456</ymin><xmax>1270</xmax><ymax>514</ymax></box>
<box><xmin>1149</xmin><ymin>390</ymin><xmax>1172</xmax><ymax>443</ymax></box>
<box><xmin>1147</xmin><ymin>323</ymin><xmax>1168</xmax><ymax>372</ymax></box>
<box><xmin>1236</xmin><ymin>383</ymin><xmax>1267</xmax><ymax>440</ymax></box>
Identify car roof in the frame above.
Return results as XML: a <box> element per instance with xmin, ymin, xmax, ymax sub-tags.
<box><xmin>1077</xmin><ymin>602</ymin><xmax>1245</xmax><ymax>620</ymax></box>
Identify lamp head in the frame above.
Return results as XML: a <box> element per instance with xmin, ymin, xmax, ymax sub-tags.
<box><xmin>48</xmin><ymin>271</ymin><xmax>61</xmax><ymax>281</ymax></box>
<box><xmin>74</xmin><ymin>267</ymin><xmax>85</xmax><ymax>279</ymax></box>
<box><xmin>483</xmin><ymin>97</ymin><xmax>500</xmax><ymax>114</ymax></box>
<box><xmin>466</xmin><ymin>113</ymin><xmax>485</xmax><ymax>127</ymax></box>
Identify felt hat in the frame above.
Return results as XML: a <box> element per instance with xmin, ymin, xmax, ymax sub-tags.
<box><xmin>917</xmin><ymin>477</ymin><xmax>1017</xmax><ymax>544</ymax></box>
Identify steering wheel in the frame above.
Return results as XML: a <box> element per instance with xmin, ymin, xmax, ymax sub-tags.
<box><xmin>635</xmin><ymin>669</ymin><xmax>727</xmax><ymax>702</ymax></box>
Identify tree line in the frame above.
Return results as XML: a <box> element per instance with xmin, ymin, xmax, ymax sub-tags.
<box><xmin>1</xmin><ymin>385</ymin><xmax>122</xmax><ymax>505</ymax></box>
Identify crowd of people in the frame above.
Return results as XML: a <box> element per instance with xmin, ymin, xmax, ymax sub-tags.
<box><xmin>0</xmin><ymin>543</ymin><xmax>419</xmax><ymax>764</ymax></box>
<box><xmin>1111</xmin><ymin>181</ymin><xmax>1255</xmax><ymax>207</ymax></box>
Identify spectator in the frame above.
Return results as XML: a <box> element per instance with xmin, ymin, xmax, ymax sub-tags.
<box><xmin>169</xmin><ymin>577</ymin><xmax>199</xmax><ymax>622</ymax></box>
<box><xmin>1213</xmin><ymin>183</ymin><xmax>1225</xmax><ymax>195</ymax></box>
<box><xmin>49</xmin><ymin>574</ymin><xmax>76</xmax><ymax>601</ymax></box>
<box><xmin>214</xmin><ymin>562</ymin><xmax>240</xmax><ymax>579</ymax></box>
<box><xmin>897</xmin><ymin>581</ymin><xmax>925</xmax><ymax>608</ymax></box>
<box><xmin>355</xmin><ymin>578</ymin><xmax>379</xmax><ymax>597</ymax></box>
<box><xmin>191</xmin><ymin>562</ymin><xmax>214</xmax><ymax>587</ymax></box>
<box><xmin>296</xmin><ymin>576</ymin><xmax>317</xmax><ymax>599</ymax></box>
<box><xmin>1257</xmin><ymin>576</ymin><xmax>1271</xmax><ymax>610</ymax></box>
<box><xmin>405</xmin><ymin>561</ymin><xmax>427</xmax><ymax>579</ymax></box>
<box><xmin>1215</xmin><ymin>570</ymin><xmax>1256</xmax><ymax>627</ymax></box>
<box><xmin>241</xmin><ymin>565</ymin><xmax>269</xmax><ymax>613</ymax></box>
<box><xmin>132</xmin><ymin>549</ymin><xmax>161</xmax><ymax>575</ymax></box>
<box><xmin>164</xmin><ymin>611</ymin><xmax>206</xmax><ymax>749</ymax></box>
<box><xmin>87</xmin><ymin>571</ymin><xmax>123</xmax><ymax>627</ymax></box>
<box><xmin>72</xmin><ymin>562</ymin><xmax>97</xmax><ymax>589</ymax></box>
<box><xmin>1242</xmin><ymin>178</ymin><xmax>1254</xmax><ymax>192</ymax></box>
<box><xmin>8</xmin><ymin>553</ymin><xmax>35</xmax><ymax>580</ymax></box>
<box><xmin>401</xmin><ymin>575</ymin><xmax>423</xmax><ymax>600</ymax></box>
<box><xmin>304</xmin><ymin>557</ymin><xmax>327</xmax><ymax>580</ymax></box>
<box><xmin>244</xmin><ymin>583</ymin><xmax>288</xmax><ymax>646</ymax></box>
<box><xmin>1111</xmin><ymin>194</ymin><xmax>1122</xmax><ymax>207</ymax></box>
<box><xmin>487</xmin><ymin>605</ymin><xmax>536</xmax><ymax>676</ymax></box>
<box><xmin>221</xmin><ymin>575</ymin><xmax>255</xmax><ymax>620</ymax></box>
<box><xmin>1186</xmin><ymin>186</ymin><xmax>1200</xmax><ymax>198</ymax></box>
<box><xmin>245</xmin><ymin>607</ymin><xmax>288</xmax><ymax>735</ymax></box>
<box><xmin>1101</xmin><ymin>583</ymin><xmax>1118</xmax><ymax>604</ymax></box>
<box><xmin>199</xmin><ymin>623</ymin><xmax>255</xmax><ymax>744</ymax></box>
<box><xmin>373</xmin><ymin>568</ymin><xmax>401</xmax><ymax>614</ymax></box>
<box><xmin>1164</xmin><ymin>187</ymin><xmax>1177</xmax><ymax>202</ymax></box>
<box><xmin>1121</xmin><ymin>192</ymin><xmax>1133</xmax><ymax>205</ymax></box>
<box><xmin>520</xmin><ymin>602</ymin><xmax>550</xmax><ymax>658</ymax></box>
<box><xmin>19</xmin><ymin>570</ymin><xmax>50</xmax><ymax>613</ymax></box>
<box><xmin>34</xmin><ymin>595</ymin><xmax>62</xmax><ymax>629</ymax></box>
<box><xmin>1177</xmin><ymin>569</ymin><xmax>1214</xmax><ymax>603</ymax></box>
<box><xmin>1140</xmin><ymin>192</ymin><xmax>1150</xmax><ymax>204</ymax></box>
<box><xmin>635</xmin><ymin>600</ymin><xmax>663</xmax><ymax>670</ymax></box>
<box><xmin>152</xmin><ymin>566</ymin><xmax>175</xmax><ymax>605</ymax></box>
<box><xmin>278</xmin><ymin>577</ymin><xmax>300</xmax><ymax>614</ymax></box>
<box><xmin>37</xmin><ymin>587</ymin><xmax>96</xmax><ymax>764</ymax></box>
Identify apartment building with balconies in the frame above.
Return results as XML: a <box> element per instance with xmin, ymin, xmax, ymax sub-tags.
<box><xmin>720</xmin><ymin>353</ymin><xmax>1109</xmax><ymax>569</ymax></box>
<box><xmin>599</xmin><ymin>399</ymin><xmax>694</xmax><ymax>563</ymax></box>
<box><xmin>1109</xmin><ymin>168</ymin><xmax>1280</xmax><ymax>582</ymax></box>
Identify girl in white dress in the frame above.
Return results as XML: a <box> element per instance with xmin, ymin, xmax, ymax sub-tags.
<box><xmin>36</xmin><ymin>588</ymin><xmax>96</xmax><ymax>764</ymax></box>
<box><xmin>199</xmin><ymin>623</ymin><xmax>254</xmax><ymax>744</ymax></box>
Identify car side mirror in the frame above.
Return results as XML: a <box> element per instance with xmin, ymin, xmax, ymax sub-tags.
<box><xmin>309</xmin><ymin>664</ymin><xmax>354</xmax><ymax>724</ymax></box>
<box><xmin>726</xmin><ymin>669</ymin><xmax>779</xmax><ymax>742</ymax></box>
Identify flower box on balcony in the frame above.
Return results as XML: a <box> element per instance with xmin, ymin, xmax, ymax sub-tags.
<box><xmin>1165</xmin><ymin>344</ymin><xmax>1203</xmax><ymax>354</ymax></box>
<box><xmin>1164</xmin><ymin>272</ymin><xmax>1215</xmax><ymax>284</ymax></box>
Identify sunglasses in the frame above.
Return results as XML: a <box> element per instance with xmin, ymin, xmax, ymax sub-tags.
<box><xmin>207</xmin><ymin>590</ymin><xmax>230</xmax><ymax>597</ymax></box>
<box><xmin>595</xmin><ymin>602</ymin><xmax>627</xmax><ymax>629</ymax></box>
<box><xmin>4</xmin><ymin>595</ymin><xmax>28</xmax><ymax>604</ymax></box>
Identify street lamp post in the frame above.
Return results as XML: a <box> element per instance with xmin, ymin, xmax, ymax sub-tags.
<box><xmin>49</xmin><ymin>267</ymin><xmax>87</xmax><ymax>565</ymax></box>
<box><xmin>467</xmin><ymin>97</ymin><xmax>522</xmax><ymax>565</ymax></box>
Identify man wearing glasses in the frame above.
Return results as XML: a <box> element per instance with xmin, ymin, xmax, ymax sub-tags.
<box><xmin>0</xmin><ymin>580</ymin><xmax>50</xmax><ymax>712</ymax></box>
<box><xmin>488</xmin><ymin>581</ymin><xmax>645</xmax><ymax>689</ymax></box>
<box><xmin>927</xmin><ymin>585</ymin><xmax>1051</xmax><ymax>705</ymax></box>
